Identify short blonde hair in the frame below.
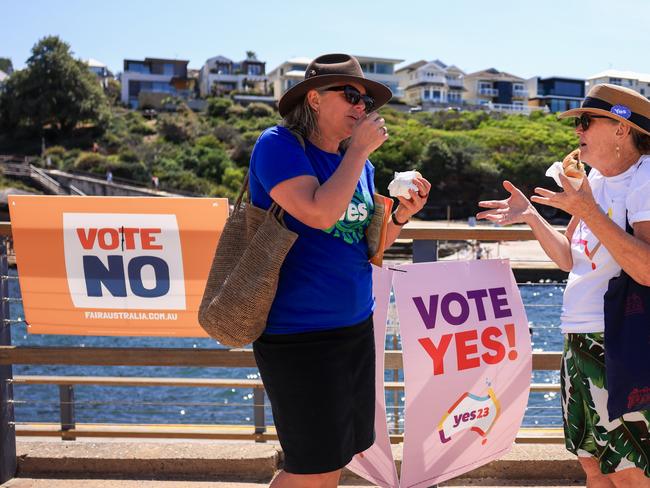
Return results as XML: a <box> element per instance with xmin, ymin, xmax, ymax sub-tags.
<box><xmin>281</xmin><ymin>88</ymin><xmax>352</xmax><ymax>152</ymax></box>
<box><xmin>281</xmin><ymin>95</ymin><xmax>320</xmax><ymax>141</ymax></box>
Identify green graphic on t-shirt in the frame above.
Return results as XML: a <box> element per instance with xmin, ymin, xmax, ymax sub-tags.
<box><xmin>324</xmin><ymin>190</ymin><xmax>374</xmax><ymax>244</ymax></box>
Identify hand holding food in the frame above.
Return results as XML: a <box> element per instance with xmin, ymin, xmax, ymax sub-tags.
<box><xmin>388</xmin><ymin>170</ymin><xmax>423</xmax><ymax>199</ymax></box>
<box><xmin>562</xmin><ymin>149</ymin><xmax>586</xmax><ymax>178</ymax></box>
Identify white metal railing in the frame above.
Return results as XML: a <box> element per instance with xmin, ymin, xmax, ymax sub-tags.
<box><xmin>479</xmin><ymin>87</ymin><xmax>499</xmax><ymax>96</ymax></box>
<box><xmin>483</xmin><ymin>103</ymin><xmax>548</xmax><ymax>115</ymax></box>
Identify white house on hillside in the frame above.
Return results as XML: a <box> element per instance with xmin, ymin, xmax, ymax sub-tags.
<box><xmin>198</xmin><ymin>54</ymin><xmax>268</xmax><ymax>97</ymax></box>
<box><xmin>396</xmin><ymin>59</ymin><xmax>465</xmax><ymax>106</ymax></box>
<box><xmin>120</xmin><ymin>57</ymin><xmax>192</xmax><ymax>109</ymax></box>
<box><xmin>267</xmin><ymin>55</ymin><xmax>404</xmax><ymax>101</ymax></box>
<box><xmin>586</xmin><ymin>69</ymin><xmax>650</xmax><ymax>98</ymax></box>
<box><xmin>85</xmin><ymin>58</ymin><xmax>112</xmax><ymax>88</ymax></box>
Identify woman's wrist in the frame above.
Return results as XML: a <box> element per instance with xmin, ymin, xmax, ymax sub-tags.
<box><xmin>345</xmin><ymin>143</ymin><xmax>371</xmax><ymax>162</ymax></box>
<box><xmin>522</xmin><ymin>204</ymin><xmax>540</xmax><ymax>226</ymax></box>
<box><xmin>392</xmin><ymin>210</ymin><xmax>410</xmax><ymax>226</ymax></box>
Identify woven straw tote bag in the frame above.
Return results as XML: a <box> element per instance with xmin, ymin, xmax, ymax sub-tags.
<box><xmin>198</xmin><ymin>172</ymin><xmax>297</xmax><ymax>347</ymax></box>
<box><xmin>366</xmin><ymin>193</ymin><xmax>393</xmax><ymax>266</ymax></box>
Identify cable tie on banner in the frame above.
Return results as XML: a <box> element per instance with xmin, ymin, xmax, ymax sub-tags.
<box><xmin>387</xmin><ymin>267</ymin><xmax>407</xmax><ymax>273</ymax></box>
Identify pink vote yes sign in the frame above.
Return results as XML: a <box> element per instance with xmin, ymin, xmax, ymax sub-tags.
<box><xmin>393</xmin><ymin>259</ymin><xmax>532</xmax><ymax>487</ymax></box>
<box><xmin>347</xmin><ymin>265</ymin><xmax>399</xmax><ymax>488</ymax></box>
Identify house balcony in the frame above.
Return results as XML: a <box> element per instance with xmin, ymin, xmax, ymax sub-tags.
<box><xmin>483</xmin><ymin>102</ymin><xmax>548</xmax><ymax>115</ymax></box>
<box><xmin>407</xmin><ymin>75</ymin><xmax>446</xmax><ymax>88</ymax></box>
<box><xmin>209</xmin><ymin>73</ymin><xmax>239</xmax><ymax>83</ymax></box>
<box><xmin>242</xmin><ymin>74</ymin><xmax>268</xmax><ymax>83</ymax></box>
<box><xmin>478</xmin><ymin>87</ymin><xmax>499</xmax><ymax>96</ymax></box>
<box><xmin>513</xmin><ymin>89</ymin><xmax>529</xmax><ymax>98</ymax></box>
<box><xmin>446</xmin><ymin>78</ymin><xmax>464</xmax><ymax>88</ymax></box>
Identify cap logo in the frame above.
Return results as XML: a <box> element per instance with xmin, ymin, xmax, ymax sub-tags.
<box><xmin>611</xmin><ymin>104</ymin><xmax>632</xmax><ymax>119</ymax></box>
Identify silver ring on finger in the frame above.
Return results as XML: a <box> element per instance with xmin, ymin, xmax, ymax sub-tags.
<box><xmin>381</xmin><ymin>126</ymin><xmax>388</xmax><ymax>135</ymax></box>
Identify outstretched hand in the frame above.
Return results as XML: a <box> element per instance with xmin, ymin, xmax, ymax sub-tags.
<box><xmin>476</xmin><ymin>180</ymin><xmax>534</xmax><ymax>226</ymax></box>
<box><xmin>530</xmin><ymin>173</ymin><xmax>597</xmax><ymax>219</ymax></box>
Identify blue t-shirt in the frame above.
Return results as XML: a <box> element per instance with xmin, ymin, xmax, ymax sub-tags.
<box><xmin>249</xmin><ymin>125</ymin><xmax>375</xmax><ymax>334</ymax></box>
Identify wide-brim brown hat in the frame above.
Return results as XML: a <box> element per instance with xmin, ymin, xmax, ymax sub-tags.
<box><xmin>278</xmin><ymin>53</ymin><xmax>393</xmax><ymax>117</ymax></box>
<box><xmin>559</xmin><ymin>83</ymin><xmax>650</xmax><ymax>136</ymax></box>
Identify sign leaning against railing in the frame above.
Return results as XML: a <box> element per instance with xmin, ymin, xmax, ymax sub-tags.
<box><xmin>8</xmin><ymin>196</ymin><xmax>228</xmax><ymax>336</ymax></box>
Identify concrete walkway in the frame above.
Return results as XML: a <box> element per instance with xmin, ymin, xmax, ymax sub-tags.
<box><xmin>0</xmin><ymin>439</ymin><xmax>586</xmax><ymax>487</ymax></box>
<box><xmin>2</xmin><ymin>480</ymin><xmax>585</xmax><ymax>487</ymax></box>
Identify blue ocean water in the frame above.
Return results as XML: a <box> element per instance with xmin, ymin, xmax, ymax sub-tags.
<box><xmin>7</xmin><ymin>268</ymin><xmax>565</xmax><ymax>432</ymax></box>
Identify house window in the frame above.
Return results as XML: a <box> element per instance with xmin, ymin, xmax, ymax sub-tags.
<box><xmin>432</xmin><ymin>90</ymin><xmax>441</xmax><ymax>101</ymax></box>
<box><xmin>609</xmin><ymin>78</ymin><xmax>622</xmax><ymax>85</ymax></box>
<box><xmin>163</xmin><ymin>64</ymin><xmax>174</xmax><ymax>76</ymax></box>
<box><xmin>126</xmin><ymin>62</ymin><xmax>149</xmax><ymax>74</ymax></box>
<box><xmin>479</xmin><ymin>82</ymin><xmax>492</xmax><ymax>90</ymax></box>
<box><xmin>553</xmin><ymin>81</ymin><xmax>584</xmax><ymax>97</ymax></box>
<box><xmin>360</xmin><ymin>62</ymin><xmax>374</xmax><ymax>73</ymax></box>
<box><xmin>248</xmin><ymin>64</ymin><xmax>262</xmax><ymax>75</ymax></box>
<box><xmin>217</xmin><ymin>63</ymin><xmax>231</xmax><ymax>75</ymax></box>
<box><xmin>641</xmin><ymin>88</ymin><xmax>646</xmax><ymax>95</ymax></box>
<box><xmin>128</xmin><ymin>80</ymin><xmax>142</xmax><ymax>97</ymax></box>
<box><xmin>375</xmin><ymin>63</ymin><xmax>393</xmax><ymax>75</ymax></box>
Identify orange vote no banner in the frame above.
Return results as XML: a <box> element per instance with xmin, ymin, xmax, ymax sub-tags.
<box><xmin>9</xmin><ymin>196</ymin><xmax>228</xmax><ymax>337</ymax></box>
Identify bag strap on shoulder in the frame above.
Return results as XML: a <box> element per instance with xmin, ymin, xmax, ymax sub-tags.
<box><xmin>234</xmin><ymin>128</ymin><xmax>306</xmax><ymax>213</ymax></box>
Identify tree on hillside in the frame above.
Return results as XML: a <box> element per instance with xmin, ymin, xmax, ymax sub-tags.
<box><xmin>105</xmin><ymin>79</ymin><xmax>122</xmax><ymax>106</ymax></box>
<box><xmin>0</xmin><ymin>36</ymin><xmax>109</xmax><ymax>135</ymax></box>
<box><xmin>0</xmin><ymin>58</ymin><xmax>13</xmax><ymax>74</ymax></box>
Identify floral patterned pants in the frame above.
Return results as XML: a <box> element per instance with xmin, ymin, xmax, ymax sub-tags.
<box><xmin>561</xmin><ymin>332</ymin><xmax>650</xmax><ymax>477</ymax></box>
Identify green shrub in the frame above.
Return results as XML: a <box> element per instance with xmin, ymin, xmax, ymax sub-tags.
<box><xmin>158</xmin><ymin>113</ymin><xmax>198</xmax><ymax>143</ymax></box>
<box><xmin>207</xmin><ymin>97</ymin><xmax>233</xmax><ymax>118</ymax></box>
<box><xmin>243</xmin><ymin>103</ymin><xmax>274</xmax><ymax>118</ymax></box>
<box><xmin>226</xmin><ymin>104</ymin><xmax>246</xmax><ymax>118</ymax></box>
<box><xmin>74</xmin><ymin>152</ymin><xmax>108</xmax><ymax>173</ymax></box>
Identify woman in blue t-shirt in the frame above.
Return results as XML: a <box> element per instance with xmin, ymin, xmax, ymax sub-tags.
<box><xmin>250</xmin><ymin>54</ymin><xmax>430</xmax><ymax>487</ymax></box>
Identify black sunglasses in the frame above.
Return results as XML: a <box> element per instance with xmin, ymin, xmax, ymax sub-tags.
<box><xmin>323</xmin><ymin>85</ymin><xmax>375</xmax><ymax>113</ymax></box>
<box><xmin>574</xmin><ymin>113</ymin><xmax>612</xmax><ymax>131</ymax></box>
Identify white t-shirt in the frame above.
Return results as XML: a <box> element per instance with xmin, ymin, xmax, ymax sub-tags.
<box><xmin>561</xmin><ymin>155</ymin><xmax>650</xmax><ymax>333</ymax></box>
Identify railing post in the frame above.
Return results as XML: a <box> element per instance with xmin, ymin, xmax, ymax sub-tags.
<box><xmin>253</xmin><ymin>387</ymin><xmax>266</xmax><ymax>441</ymax></box>
<box><xmin>0</xmin><ymin>237</ymin><xmax>16</xmax><ymax>483</ymax></box>
<box><xmin>411</xmin><ymin>238</ymin><xmax>438</xmax><ymax>488</ymax></box>
<box><xmin>59</xmin><ymin>385</ymin><xmax>76</xmax><ymax>440</ymax></box>
<box><xmin>412</xmin><ymin>239</ymin><xmax>438</xmax><ymax>263</ymax></box>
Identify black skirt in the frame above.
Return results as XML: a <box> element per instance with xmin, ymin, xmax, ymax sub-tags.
<box><xmin>253</xmin><ymin>315</ymin><xmax>375</xmax><ymax>474</ymax></box>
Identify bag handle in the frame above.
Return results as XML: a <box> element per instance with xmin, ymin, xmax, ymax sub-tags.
<box><xmin>233</xmin><ymin>171</ymin><xmax>251</xmax><ymax>210</ymax></box>
<box><xmin>232</xmin><ymin>128</ymin><xmax>305</xmax><ymax>216</ymax></box>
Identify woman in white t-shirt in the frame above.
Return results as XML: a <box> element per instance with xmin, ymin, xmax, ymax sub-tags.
<box><xmin>478</xmin><ymin>83</ymin><xmax>650</xmax><ymax>487</ymax></box>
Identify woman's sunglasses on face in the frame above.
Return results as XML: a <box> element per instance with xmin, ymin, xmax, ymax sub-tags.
<box><xmin>322</xmin><ymin>85</ymin><xmax>375</xmax><ymax>114</ymax></box>
<box><xmin>574</xmin><ymin>113</ymin><xmax>612</xmax><ymax>131</ymax></box>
